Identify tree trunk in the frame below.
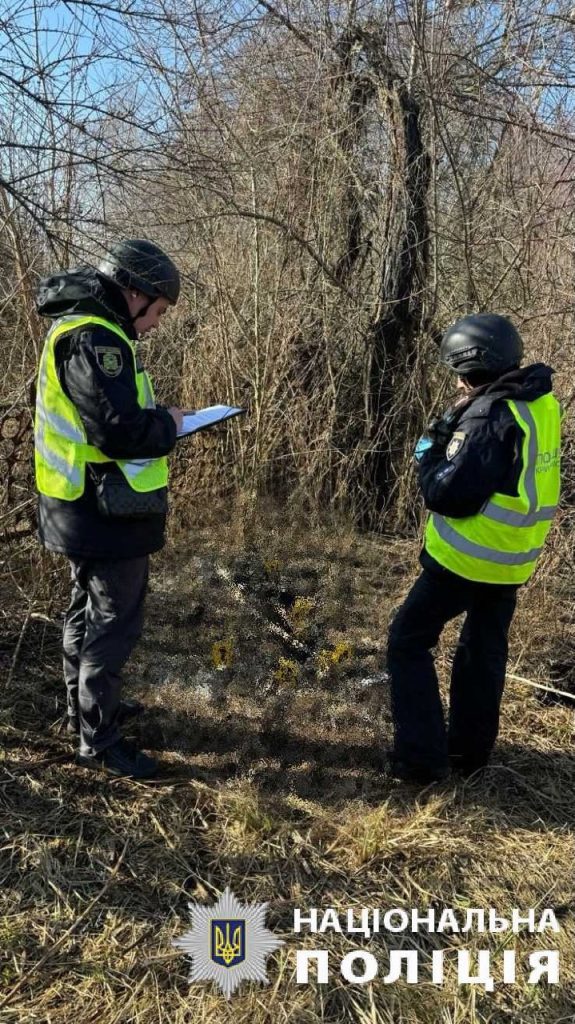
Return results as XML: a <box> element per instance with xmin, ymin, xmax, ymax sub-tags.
<box><xmin>363</xmin><ymin>74</ymin><xmax>431</xmax><ymax>526</ymax></box>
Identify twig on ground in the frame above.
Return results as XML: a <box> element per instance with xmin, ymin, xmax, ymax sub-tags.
<box><xmin>5</xmin><ymin>611</ymin><xmax>31</xmax><ymax>689</ymax></box>
<box><xmin>507</xmin><ymin>672</ymin><xmax>575</xmax><ymax>703</ymax></box>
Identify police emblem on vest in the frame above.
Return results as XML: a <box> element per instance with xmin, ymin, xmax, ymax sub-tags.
<box><xmin>95</xmin><ymin>346</ymin><xmax>123</xmax><ymax>377</ymax></box>
<box><xmin>211</xmin><ymin>919</ymin><xmax>245</xmax><ymax>967</ymax></box>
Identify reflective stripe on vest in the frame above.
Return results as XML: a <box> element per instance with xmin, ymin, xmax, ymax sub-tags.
<box><xmin>35</xmin><ymin>315</ymin><xmax>169</xmax><ymax>500</ymax></box>
<box><xmin>430</xmin><ymin>514</ymin><xmax>544</xmax><ymax>566</ymax></box>
<box><xmin>424</xmin><ymin>393</ymin><xmax>561</xmax><ymax>585</ymax></box>
<box><xmin>481</xmin><ymin>401</ymin><xmax>538</xmax><ymax>525</ymax></box>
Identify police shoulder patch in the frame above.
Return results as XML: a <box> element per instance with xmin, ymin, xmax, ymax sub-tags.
<box><xmin>446</xmin><ymin>431</ymin><xmax>466</xmax><ymax>461</ymax></box>
<box><xmin>95</xmin><ymin>346</ymin><xmax>123</xmax><ymax>377</ymax></box>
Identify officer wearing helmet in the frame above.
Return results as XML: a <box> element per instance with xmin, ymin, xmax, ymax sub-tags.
<box><xmin>34</xmin><ymin>240</ymin><xmax>184</xmax><ymax>778</ymax></box>
<box><xmin>387</xmin><ymin>313</ymin><xmax>561</xmax><ymax>783</ymax></box>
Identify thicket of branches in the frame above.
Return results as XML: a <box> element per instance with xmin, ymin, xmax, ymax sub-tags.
<box><xmin>1</xmin><ymin>0</ymin><xmax>574</xmax><ymax>541</ymax></box>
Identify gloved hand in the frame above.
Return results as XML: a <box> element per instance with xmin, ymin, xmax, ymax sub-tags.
<box><xmin>428</xmin><ymin>411</ymin><xmax>457</xmax><ymax>448</ymax></box>
<box><xmin>414</xmin><ymin>436</ymin><xmax>433</xmax><ymax>462</ymax></box>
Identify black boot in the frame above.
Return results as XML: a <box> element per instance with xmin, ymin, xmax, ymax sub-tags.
<box><xmin>76</xmin><ymin>737</ymin><xmax>158</xmax><ymax>779</ymax></box>
<box><xmin>449</xmin><ymin>753</ymin><xmax>489</xmax><ymax>778</ymax></box>
<box><xmin>388</xmin><ymin>755</ymin><xmax>450</xmax><ymax>784</ymax></box>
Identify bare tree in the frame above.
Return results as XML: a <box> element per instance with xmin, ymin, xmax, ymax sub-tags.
<box><xmin>1</xmin><ymin>0</ymin><xmax>574</xmax><ymax>542</ymax></box>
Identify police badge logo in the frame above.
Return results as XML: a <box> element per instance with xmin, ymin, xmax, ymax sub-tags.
<box><xmin>95</xmin><ymin>346</ymin><xmax>123</xmax><ymax>377</ymax></box>
<box><xmin>446</xmin><ymin>430</ymin><xmax>466</xmax><ymax>460</ymax></box>
<box><xmin>173</xmin><ymin>886</ymin><xmax>284</xmax><ymax>999</ymax></box>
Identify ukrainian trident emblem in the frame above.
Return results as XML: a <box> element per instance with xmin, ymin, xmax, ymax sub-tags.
<box><xmin>173</xmin><ymin>886</ymin><xmax>283</xmax><ymax>998</ymax></box>
<box><xmin>211</xmin><ymin>919</ymin><xmax>245</xmax><ymax>967</ymax></box>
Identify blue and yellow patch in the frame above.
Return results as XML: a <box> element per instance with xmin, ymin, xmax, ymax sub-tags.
<box><xmin>211</xmin><ymin>919</ymin><xmax>246</xmax><ymax>968</ymax></box>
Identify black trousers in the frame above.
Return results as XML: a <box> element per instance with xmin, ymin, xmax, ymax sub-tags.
<box><xmin>62</xmin><ymin>556</ymin><xmax>149</xmax><ymax>756</ymax></box>
<box><xmin>387</xmin><ymin>565</ymin><xmax>518</xmax><ymax>775</ymax></box>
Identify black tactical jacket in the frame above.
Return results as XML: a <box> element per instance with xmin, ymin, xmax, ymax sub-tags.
<box><xmin>35</xmin><ymin>268</ymin><xmax>177</xmax><ymax>559</ymax></box>
<box><xmin>418</xmin><ymin>363</ymin><xmax>556</xmax><ymax>574</ymax></box>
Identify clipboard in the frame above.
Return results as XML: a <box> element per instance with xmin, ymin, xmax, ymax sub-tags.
<box><xmin>176</xmin><ymin>405</ymin><xmax>246</xmax><ymax>438</ymax></box>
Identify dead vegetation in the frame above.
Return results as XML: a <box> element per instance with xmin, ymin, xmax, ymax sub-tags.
<box><xmin>1</xmin><ymin>511</ymin><xmax>575</xmax><ymax>1023</ymax></box>
<box><xmin>1</xmin><ymin>2</ymin><xmax>575</xmax><ymax>1018</ymax></box>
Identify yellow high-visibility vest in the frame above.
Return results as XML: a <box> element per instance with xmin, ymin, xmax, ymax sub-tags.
<box><xmin>34</xmin><ymin>315</ymin><xmax>169</xmax><ymax>500</ymax></box>
<box><xmin>424</xmin><ymin>394</ymin><xmax>561</xmax><ymax>584</ymax></box>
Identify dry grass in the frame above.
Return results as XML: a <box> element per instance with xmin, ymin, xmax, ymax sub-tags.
<box><xmin>1</xmin><ymin>512</ymin><xmax>575</xmax><ymax>1023</ymax></box>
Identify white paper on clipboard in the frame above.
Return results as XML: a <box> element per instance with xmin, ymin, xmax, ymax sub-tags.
<box><xmin>176</xmin><ymin>405</ymin><xmax>246</xmax><ymax>438</ymax></box>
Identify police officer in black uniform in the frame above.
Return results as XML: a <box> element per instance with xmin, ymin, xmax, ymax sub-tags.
<box><xmin>387</xmin><ymin>314</ymin><xmax>561</xmax><ymax>783</ymax></box>
<box><xmin>35</xmin><ymin>240</ymin><xmax>183</xmax><ymax>779</ymax></box>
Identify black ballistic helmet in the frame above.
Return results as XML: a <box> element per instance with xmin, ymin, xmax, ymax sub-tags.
<box><xmin>439</xmin><ymin>313</ymin><xmax>523</xmax><ymax>375</ymax></box>
<box><xmin>98</xmin><ymin>239</ymin><xmax>180</xmax><ymax>305</ymax></box>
